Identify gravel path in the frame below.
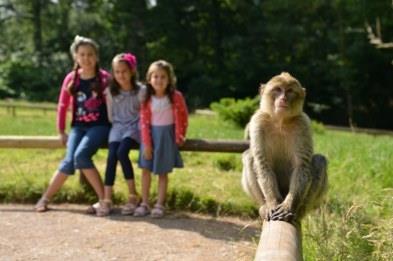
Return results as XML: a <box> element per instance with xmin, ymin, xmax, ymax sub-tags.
<box><xmin>0</xmin><ymin>204</ymin><xmax>260</xmax><ymax>261</ymax></box>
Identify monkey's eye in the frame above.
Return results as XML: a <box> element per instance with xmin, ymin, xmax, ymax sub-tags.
<box><xmin>271</xmin><ymin>87</ymin><xmax>281</xmax><ymax>94</ymax></box>
<box><xmin>286</xmin><ymin>89</ymin><xmax>298</xmax><ymax>100</ymax></box>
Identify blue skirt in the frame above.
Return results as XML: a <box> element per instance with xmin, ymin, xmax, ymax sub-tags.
<box><xmin>138</xmin><ymin>124</ymin><xmax>183</xmax><ymax>175</ymax></box>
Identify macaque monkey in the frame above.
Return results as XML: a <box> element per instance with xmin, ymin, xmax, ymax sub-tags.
<box><xmin>242</xmin><ymin>72</ymin><xmax>327</xmax><ymax>223</ymax></box>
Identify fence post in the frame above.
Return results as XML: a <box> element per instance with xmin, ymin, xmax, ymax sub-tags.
<box><xmin>254</xmin><ymin>221</ymin><xmax>302</xmax><ymax>261</ymax></box>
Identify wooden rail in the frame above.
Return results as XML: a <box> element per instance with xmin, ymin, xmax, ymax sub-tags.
<box><xmin>0</xmin><ymin>102</ymin><xmax>56</xmax><ymax>116</ymax></box>
<box><xmin>0</xmin><ymin>135</ymin><xmax>249</xmax><ymax>152</ymax></box>
<box><xmin>0</xmin><ymin>135</ymin><xmax>303</xmax><ymax>260</ymax></box>
<box><xmin>325</xmin><ymin>125</ymin><xmax>393</xmax><ymax>136</ymax></box>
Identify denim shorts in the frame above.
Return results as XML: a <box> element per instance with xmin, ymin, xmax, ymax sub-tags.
<box><xmin>58</xmin><ymin>125</ymin><xmax>110</xmax><ymax>175</ymax></box>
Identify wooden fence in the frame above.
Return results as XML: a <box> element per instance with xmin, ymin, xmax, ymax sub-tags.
<box><xmin>0</xmin><ymin>135</ymin><xmax>303</xmax><ymax>260</ymax></box>
<box><xmin>0</xmin><ymin>102</ymin><xmax>56</xmax><ymax>116</ymax></box>
<box><xmin>0</xmin><ymin>135</ymin><xmax>249</xmax><ymax>152</ymax></box>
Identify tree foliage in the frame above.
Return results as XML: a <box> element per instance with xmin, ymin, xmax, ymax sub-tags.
<box><xmin>0</xmin><ymin>0</ymin><xmax>392</xmax><ymax>128</ymax></box>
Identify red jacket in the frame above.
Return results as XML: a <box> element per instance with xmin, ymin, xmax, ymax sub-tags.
<box><xmin>140</xmin><ymin>90</ymin><xmax>188</xmax><ymax>148</ymax></box>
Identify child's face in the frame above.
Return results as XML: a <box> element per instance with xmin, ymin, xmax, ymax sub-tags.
<box><xmin>75</xmin><ymin>44</ymin><xmax>97</xmax><ymax>72</ymax></box>
<box><xmin>149</xmin><ymin>68</ymin><xmax>169</xmax><ymax>96</ymax></box>
<box><xmin>113</xmin><ymin>61</ymin><xmax>132</xmax><ymax>89</ymax></box>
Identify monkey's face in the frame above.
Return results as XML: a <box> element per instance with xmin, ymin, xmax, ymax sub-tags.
<box><xmin>271</xmin><ymin>84</ymin><xmax>302</xmax><ymax>114</ymax></box>
<box><xmin>261</xmin><ymin>72</ymin><xmax>305</xmax><ymax>119</ymax></box>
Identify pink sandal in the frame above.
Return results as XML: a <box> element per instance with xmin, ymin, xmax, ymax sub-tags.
<box><xmin>35</xmin><ymin>197</ymin><xmax>49</xmax><ymax>212</ymax></box>
<box><xmin>121</xmin><ymin>194</ymin><xmax>140</xmax><ymax>215</ymax></box>
<box><xmin>96</xmin><ymin>200</ymin><xmax>112</xmax><ymax>217</ymax></box>
<box><xmin>86</xmin><ymin>201</ymin><xmax>100</xmax><ymax>214</ymax></box>
<box><xmin>151</xmin><ymin>203</ymin><xmax>165</xmax><ymax>218</ymax></box>
<box><xmin>133</xmin><ymin>203</ymin><xmax>150</xmax><ymax>217</ymax></box>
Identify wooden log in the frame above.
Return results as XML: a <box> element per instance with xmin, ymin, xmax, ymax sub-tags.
<box><xmin>255</xmin><ymin>221</ymin><xmax>302</xmax><ymax>261</ymax></box>
<box><xmin>0</xmin><ymin>135</ymin><xmax>249</xmax><ymax>153</ymax></box>
<box><xmin>0</xmin><ymin>136</ymin><xmax>62</xmax><ymax>149</ymax></box>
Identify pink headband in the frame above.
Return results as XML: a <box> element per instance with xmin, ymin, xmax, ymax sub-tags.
<box><xmin>122</xmin><ymin>53</ymin><xmax>137</xmax><ymax>70</ymax></box>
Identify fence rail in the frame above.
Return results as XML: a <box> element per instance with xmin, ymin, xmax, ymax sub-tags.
<box><xmin>0</xmin><ymin>102</ymin><xmax>57</xmax><ymax>115</ymax></box>
<box><xmin>0</xmin><ymin>135</ymin><xmax>249</xmax><ymax>153</ymax></box>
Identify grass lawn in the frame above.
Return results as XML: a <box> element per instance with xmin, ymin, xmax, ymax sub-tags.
<box><xmin>0</xmin><ymin>104</ymin><xmax>392</xmax><ymax>260</ymax></box>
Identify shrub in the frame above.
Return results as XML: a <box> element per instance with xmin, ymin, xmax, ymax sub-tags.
<box><xmin>210</xmin><ymin>96</ymin><xmax>259</xmax><ymax>127</ymax></box>
<box><xmin>0</xmin><ymin>52</ymin><xmax>69</xmax><ymax>101</ymax></box>
<box><xmin>214</xmin><ymin>155</ymin><xmax>240</xmax><ymax>171</ymax></box>
<box><xmin>311</xmin><ymin>120</ymin><xmax>326</xmax><ymax>134</ymax></box>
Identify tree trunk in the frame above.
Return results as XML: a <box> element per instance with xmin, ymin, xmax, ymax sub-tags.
<box><xmin>31</xmin><ymin>0</ymin><xmax>43</xmax><ymax>65</ymax></box>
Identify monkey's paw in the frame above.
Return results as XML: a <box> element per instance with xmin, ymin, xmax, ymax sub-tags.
<box><xmin>268</xmin><ymin>203</ymin><xmax>295</xmax><ymax>222</ymax></box>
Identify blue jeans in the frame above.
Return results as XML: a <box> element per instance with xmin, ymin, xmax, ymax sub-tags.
<box><xmin>58</xmin><ymin>125</ymin><xmax>110</xmax><ymax>175</ymax></box>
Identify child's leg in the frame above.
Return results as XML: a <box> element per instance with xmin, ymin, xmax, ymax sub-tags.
<box><xmin>41</xmin><ymin>171</ymin><xmax>69</xmax><ymax>200</ymax></box>
<box><xmin>126</xmin><ymin>179</ymin><xmax>138</xmax><ymax>197</ymax></box>
<box><xmin>35</xmin><ymin>171</ymin><xmax>69</xmax><ymax>212</ymax></box>
<box><xmin>133</xmin><ymin>168</ymin><xmax>151</xmax><ymax>217</ymax></box>
<box><xmin>117</xmin><ymin>138</ymin><xmax>139</xmax><ymax>198</ymax></box>
<box><xmin>81</xmin><ymin>168</ymin><xmax>104</xmax><ymax>199</ymax></box>
<box><xmin>141</xmin><ymin>168</ymin><xmax>151</xmax><ymax>205</ymax></box>
<box><xmin>97</xmin><ymin>185</ymin><xmax>113</xmax><ymax>217</ymax></box>
<box><xmin>35</xmin><ymin>127</ymin><xmax>84</xmax><ymax>212</ymax></box>
<box><xmin>74</xmin><ymin>126</ymin><xmax>109</xmax><ymax>200</ymax></box>
<box><xmin>121</xmin><ymin>179</ymin><xmax>139</xmax><ymax>215</ymax></box>
<box><xmin>157</xmin><ymin>174</ymin><xmax>168</xmax><ymax>206</ymax></box>
<box><xmin>104</xmin><ymin>142</ymin><xmax>120</xmax><ymax>201</ymax></box>
<box><xmin>151</xmin><ymin>173</ymin><xmax>168</xmax><ymax>218</ymax></box>
<box><xmin>117</xmin><ymin>138</ymin><xmax>135</xmax><ymax>182</ymax></box>
<box><xmin>104</xmin><ymin>186</ymin><xmax>113</xmax><ymax>201</ymax></box>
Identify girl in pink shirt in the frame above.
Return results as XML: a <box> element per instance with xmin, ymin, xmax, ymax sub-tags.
<box><xmin>35</xmin><ymin>36</ymin><xmax>110</xmax><ymax>214</ymax></box>
<box><xmin>134</xmin><ymin>60</ymin><xmax>188</xmax><ymax>218</ymax></box>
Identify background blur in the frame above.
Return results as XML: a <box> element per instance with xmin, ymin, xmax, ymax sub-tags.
<box><xmin>0</xmin><ymin>0</ymin><xmax>392</xmax><ymax>129</ymax></box>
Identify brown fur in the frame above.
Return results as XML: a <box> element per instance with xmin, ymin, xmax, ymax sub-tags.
<box><xmin>242</xmin><ymin>72</ymin><xmax>327</xmax><ymax>223</ymax></box>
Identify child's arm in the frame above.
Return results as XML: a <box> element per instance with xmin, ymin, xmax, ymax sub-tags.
<box><xmin>57</xmin><ymin>73</ymin><xmax>73</xmax><ymax>146</ymax></box>
<box><xmin>138</xmin><ymin>84</ymin><xmax>147</xmax><ymax>104</ymax></box>
<box><xmin>174</xmin><ymin>91</ymin><xmax>189</xmax><ymax>146</ymax></box>
<box><xmin>140</xmin><ymin>101</ymin><xmax>153</xmax><ymax>159</ymax></box>
<box><xmin>104</xmin><ymin>88</ymin><xmax>113</xmax><ymax>123</ymax></box>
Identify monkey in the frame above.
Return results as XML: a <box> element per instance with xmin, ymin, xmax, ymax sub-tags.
<box><xmin>241</xmin><ymin>72</ymin><xmax>327</xmax><ymax>223</ymax></box>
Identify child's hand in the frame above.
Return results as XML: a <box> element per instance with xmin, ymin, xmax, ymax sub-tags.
<box><xmin>177</xmin><ymin>137</ymin><xmax>186</xmax><ymax>147</ymax></box>
<box><xmin>59</xmin><ymin>132</ymin><xmax>68</xmax><ymax>146</ymax></box>
<box><xmin>177</xmin><ymin>139</ymin><xmax>186</xmax><ymax>147</ymax></box>
<box><xmin>144</xmin><ymin>146</ymin><xmax>153</xmax><ymax>160</ymax></box>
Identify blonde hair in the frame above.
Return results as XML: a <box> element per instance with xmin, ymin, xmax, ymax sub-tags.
<box><xmin>145</xmin><ymin>60</ymin><xmax>177</xmax><ymax>103</ymax></box>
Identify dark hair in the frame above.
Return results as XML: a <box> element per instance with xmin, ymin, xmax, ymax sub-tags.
<box><xmin>110</xmin><ymin>53</ymin><xmax>139</xmax><ymax>96</ymax></box>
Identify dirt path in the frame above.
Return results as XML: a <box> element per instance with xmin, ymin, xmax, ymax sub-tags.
<box><xmin>0</xmin><ymin>204</ymin><xmax>260</xmax><ymax>261</ymax></box>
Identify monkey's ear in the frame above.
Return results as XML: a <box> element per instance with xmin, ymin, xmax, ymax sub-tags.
<box><xmin>259</xmin><ymin>84</ymin><xmax>266</xmax><ymax>95</ymax></box>
<box><xmin>302</xmin><ymin>87</ymin><xmax>306</xmax><ymax>97</ymax></box>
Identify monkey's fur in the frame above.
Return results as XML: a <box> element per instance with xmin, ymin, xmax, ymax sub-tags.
<box><xmin>242</xmin><ymin>72</ymin><xmax>327</xmax><ymax>223</ymax></box>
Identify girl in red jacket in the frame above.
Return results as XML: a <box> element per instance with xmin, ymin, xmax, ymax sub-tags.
<box><xmin>134</xmin><ymin>60</ymin><xmax>188</xmax><ymax>218</ymax></box>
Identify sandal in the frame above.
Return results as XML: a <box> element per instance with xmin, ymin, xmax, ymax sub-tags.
<box><xmin>151</xmin><ymin>203</ymin><xmax>165</xmax><ymax>218</ymax></box>
<box><xmin>96</xmin><ymin>200</ymin><xmax>112</xmax><ymax>217</ymax></box>
<box><xmin>35</xmin><ymin>197</ymin><xmax>49</xmax><ymax>212</ymax></box>
<box><xmin>133</xmin><ymin>202</ymin><xmax>150</xmax><ymax>217</ymax></box>
<box><xmin>121</xmin><ymin>194</ymin><xmax>140</xmax><ymax>215</ymax></box>
<box><xmin>86</xmin><ymin>201</ymin><xmax>100</xmax><ymax>215</ymax></box>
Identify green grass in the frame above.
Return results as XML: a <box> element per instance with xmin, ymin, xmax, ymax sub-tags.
<box><xmin>0</xmin><ymin>104</ymin><xmax>392</xmax><ymax>260</ymax></box>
